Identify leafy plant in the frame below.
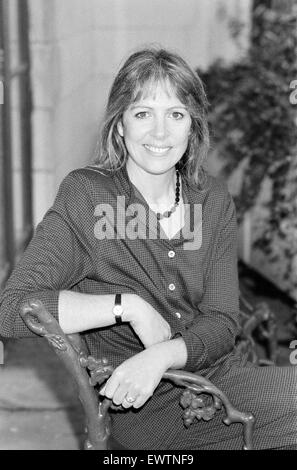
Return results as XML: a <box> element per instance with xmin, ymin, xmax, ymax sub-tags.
<box><xmin>198</xmin><ymin>3</ymin><xmax>297</xmax><ymax>296</ymax></box>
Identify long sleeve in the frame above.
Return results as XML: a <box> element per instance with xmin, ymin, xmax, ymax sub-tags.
<box><xmin>0</xmin><ymin>173</ymin><xmax>92</xmax><ymax>338</ymax></box>
<box><xmin>179</xmin><ymin>191</ymin><xmax>240</xmax><ymax>372</ymax></box>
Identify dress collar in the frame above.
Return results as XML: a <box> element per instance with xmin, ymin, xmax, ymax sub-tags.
<box><xmin>112</xmin><ymin>165</ymin><xmax>205</xmax><ymax>246</ymax></box>
<box><xmin>113</xmin><ymin>164</ymin><xmax>208</xmax><ymax>207</ymax></box>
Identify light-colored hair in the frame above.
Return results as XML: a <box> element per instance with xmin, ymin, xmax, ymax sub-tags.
<box><xmin>94</xmin><ymin>47</ymin><xmax>209</xmax><ymax>187</ymax></box>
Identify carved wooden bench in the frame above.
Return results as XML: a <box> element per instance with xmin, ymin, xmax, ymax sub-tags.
<box><xmin>20</xmin><ymin>299</ymin><xmax>255</xmax><ymax>450</ymax></box>
<box><xmin>238</xmin><ymin>293</ymin><xmax>278</xmax><ymax>366</ymax></box>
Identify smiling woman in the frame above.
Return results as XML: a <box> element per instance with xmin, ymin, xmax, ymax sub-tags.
<box><xmin>117</xmin><ymin>83</ymin><xmax>191</xmax><ymax>176</ymax></box>
<box><xmin>98</xmin><ymin>48</ymin><xmax>209</xmax><ymax>188</ymax></box>
<box><xmin>0</xmin><ymin>46</ymin><xmax>296</xmax><ymax>450</ymax></box>
<box><xmin>117</xmin><ymin>83</ymin><xmax>191</xmax><ymax>227</ymax></box>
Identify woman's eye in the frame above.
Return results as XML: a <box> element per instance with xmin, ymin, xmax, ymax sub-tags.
<box><xmin>171</xmin><ymin>111</ymin><xmax>184</xmax><ymax>120</ymax></box>
<box><xmin>135</xmin><ymin>111</ymin><xmax>149</xmax><ymax>119</ymax></box>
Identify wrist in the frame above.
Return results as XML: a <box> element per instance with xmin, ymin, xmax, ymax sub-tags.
<box><xmin>121</xmin><ymin>293</ymin><xmax>142</xmax><ymax>323</ymax></box>
<box><xmin>150</xmin><ymin>338</ymin><xmax>187</xmax><ymax>370</ymax></box>
<box><xmin>112</xmin><ymin>293</ymin><xmax>123</xmax><ymax>324</ymax></box>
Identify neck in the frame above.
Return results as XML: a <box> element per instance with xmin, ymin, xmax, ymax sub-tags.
<box><xmin>126</xmin><ymin>162</ymin><xmax>177</xmax><ymax>206</ymax></box>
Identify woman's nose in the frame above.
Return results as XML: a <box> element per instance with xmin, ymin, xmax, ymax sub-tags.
<box><xmin>150</xmin><ymin>116</ymin><xmax>168</xmax><ymax>139</ymax></box>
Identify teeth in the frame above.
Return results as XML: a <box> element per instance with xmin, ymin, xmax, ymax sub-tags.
<box><xmin>144</xmin><ymin>145</ymin><xmax>170</xmax><ymax>154</ymax></box>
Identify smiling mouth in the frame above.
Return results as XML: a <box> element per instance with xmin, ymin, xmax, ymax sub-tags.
<box><xmin>144</xmin><ymin>144</ymin><xmax>171</xmax><ymax>154</ymax></box>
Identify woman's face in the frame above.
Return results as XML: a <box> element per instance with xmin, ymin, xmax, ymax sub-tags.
<box><xmin>117</xmin><ymin>81</ymin><xmax>192</xmax><ymax>176</ymax></box>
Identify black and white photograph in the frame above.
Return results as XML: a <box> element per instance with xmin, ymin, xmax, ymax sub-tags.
<box><xmin>0</xmin><ymin>0</ymin><xmax>297</xmax><ymax>454</ymax></box>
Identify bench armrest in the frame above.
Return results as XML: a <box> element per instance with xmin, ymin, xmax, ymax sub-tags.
<box><xmin>20</xmin><ymin>299</ymin><xmax>255</xmax><ymax>450</ymax></box>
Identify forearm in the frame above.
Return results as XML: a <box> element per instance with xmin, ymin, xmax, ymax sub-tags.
<box><xmin>59</xmin><ymin>290</ymin><xmax>187</xmax><ymax>366</ymax></box>
<box><xmin>147</xmin><ymin>337</ymin><xmax>188</xmax><ymax>370</ymax></box>
<box><xmin>58</xmin><ymin>290</ymin><xmax>138</xmax><ymax>334</ymax></box>
<box><xmin>100</xmin><ymin>338</ymin><xmax>188</xmax><ymax>408</ymax></box>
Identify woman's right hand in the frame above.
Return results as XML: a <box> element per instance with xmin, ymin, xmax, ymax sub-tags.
<box><xmin>123</xmin><ymin>294</ymin><xmax>172</xmax><ymax>348</ymax></box>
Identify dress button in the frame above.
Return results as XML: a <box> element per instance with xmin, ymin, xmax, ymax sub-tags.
<box><xmin>175</xmin><ymin>312</ymin><xmax>181</xmax><ymax>319</ymax></box>
<box><xmin>168</xmin><ymin>283</ymin><xmax>176</xmax><ymax>291</ymax></box>
<box><xmin>168</xmin><ymin>250</ymin><xmax>175</xmax><ymax>258</ymax></box>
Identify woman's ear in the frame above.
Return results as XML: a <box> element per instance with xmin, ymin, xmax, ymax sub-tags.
<box><xmin>117</xmin><ymin>120</ymin><xmax>124</xmax><ymax>137</ymax></box>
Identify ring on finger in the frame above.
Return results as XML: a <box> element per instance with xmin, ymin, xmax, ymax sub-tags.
<box><xmin>125</xmin><ymin>395</ymin><xmax>136</xmax><ymax>404</ymax></box>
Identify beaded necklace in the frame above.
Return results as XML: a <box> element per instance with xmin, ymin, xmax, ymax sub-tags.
<box><xmin>156</xmin><ymin>170</ymin><xmax>180</xmax><ymax>220</ymax></box>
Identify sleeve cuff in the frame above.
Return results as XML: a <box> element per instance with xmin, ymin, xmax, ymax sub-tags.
<box><xmin>171</xmin><ymin>327</ymin><xmax>207</xmax><ymax>372</ymax></box>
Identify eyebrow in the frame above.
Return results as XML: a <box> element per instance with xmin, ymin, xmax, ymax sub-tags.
<box><xmin>129</xmin><ymin>105</ymin><xmax>188</xmax><ymax>111</ymax></box>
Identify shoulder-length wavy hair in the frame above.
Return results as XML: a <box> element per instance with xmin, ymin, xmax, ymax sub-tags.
<box><xmin>94</xmin><ymin>47</ymin><xmax>209</xmax><ymax>187</ymax></box>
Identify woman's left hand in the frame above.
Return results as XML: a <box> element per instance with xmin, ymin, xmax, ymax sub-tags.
<box><xmin>99</xmin><ymin>347</ymin><xmax>169</xmax><ymax>409</ymax></box>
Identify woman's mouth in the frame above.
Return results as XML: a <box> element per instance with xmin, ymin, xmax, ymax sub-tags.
<box><xmin>144</xmin><ymin>144</ymin><xmax>171</xmax><ymax>154</ymax></box>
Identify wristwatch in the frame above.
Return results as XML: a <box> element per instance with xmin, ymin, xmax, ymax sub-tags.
<box><xmin>112</xmin><ymin>293</ymin><xmax>123</xmax><ymax>325</ymax></box>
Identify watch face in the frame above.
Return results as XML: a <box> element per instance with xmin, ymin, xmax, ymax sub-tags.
<box><xmin>113</xmin><ymin>305</ymin><xmax>123</xmax><ymax>316</ymax></box>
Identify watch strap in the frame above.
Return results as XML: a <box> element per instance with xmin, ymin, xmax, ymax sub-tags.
<box><xmin>113</xmin><ymin>293</ymin><xmax>123</xmax><ymax>325</ymax></box>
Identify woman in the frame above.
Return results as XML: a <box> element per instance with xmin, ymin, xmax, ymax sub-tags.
<box><xmin>0</xmin><ymin>47</ymin><xmax>296</xmax><ymax>450</ymax></box>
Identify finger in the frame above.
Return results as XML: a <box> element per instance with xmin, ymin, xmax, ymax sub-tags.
<box><xmin>165</xmin><ymin>323</ymin><xmax>172</xmax><ymax>340</ymax></box>
<box><xmin>168</xmin><ymin>326</ymin><xmax>172</xmax><ymax>339</ymax></box>
<box><xmin>121</xmin><ymin>387</ymin><xmax>139</xmax><ymax>408</ymax></box>
<box><xmin>112</xmin><ymin>386</ymin><xmax>129</xmax><ymax>406</ymax></box>
<box><xmin>121</xmin><ymin>394</ymin><xmax>138</xmax><ymax>409</ymax></box>
<box><xmin>99</xmin><ymin>376</ymin><xmax>118</xmax><ymax>399</ymax></box>
<box><xmin>131</xmin><ymin>393</ymin><xmax>150</xmax><ymax>409</ymax></box>
<box><xmin>99</xmin><ymin>385</ymin><xmax>106</xmax><ymax>396</ymax></box>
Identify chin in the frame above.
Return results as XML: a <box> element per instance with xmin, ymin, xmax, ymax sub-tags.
<box><xmin>143</xmin><ymin>165</ymin><xmax>176</xmax><ymax>175</ymax></box>
<box><xmin>127</xmin><ymin>155</ymin><xmax>180</xmax><ymax>176</ymax></box>
<box><xmin>143</xmin><ymin>159</ymin><xmax>180</xmax><ymax>174</ymax></box>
